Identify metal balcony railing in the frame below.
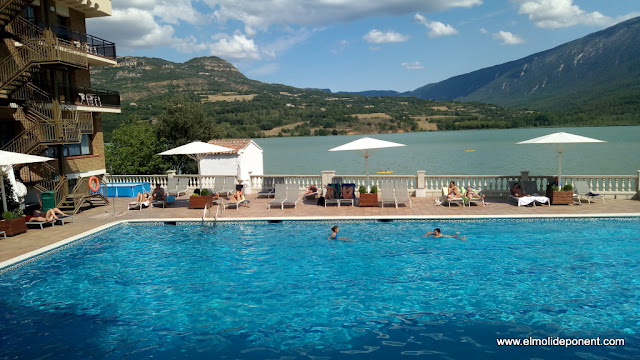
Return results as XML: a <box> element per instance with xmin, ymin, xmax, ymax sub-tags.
<box><xmin>52</xmin><ymin>24</ymin><xmax>116</xmax><ymax>59</ymax></box>
<box><xmin>56</xmin><ymin>84</ymin><xmax>120</xmax><ymax>107</ymax></box>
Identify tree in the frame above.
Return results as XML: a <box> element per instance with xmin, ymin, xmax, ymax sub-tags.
<box><xmin>106</xmin><ymin>118</ymin><xmax>167</xmax><ymax>175</ymax></box>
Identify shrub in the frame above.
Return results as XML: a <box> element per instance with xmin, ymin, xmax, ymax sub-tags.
<box><xmin>200</xmin><ymin>189</ymin><xmax>211</xmax><ymax>196</ymax></box>
<box><xmin>562</xmin><ymin>184</ymin><xmax>573</xmax><ymax>191</ymax></box>
<box><xmin>2</xmin><ymin>209</ymin><xmax>23</xmax><ymax>220</ymax></box>
<box><xmin>369</xmin><ymin>185</ymin><xmax>378</xmax><ymax>194</ymax></box>
<box><xmin>358</xmin><ymin>186</ymin><xmax>367</xmax><ymax>194</ymax></box>
<box><xmin>192</xmin><ymin>188</ymin><xmax>201</xmax><ymax>196</ymax></box>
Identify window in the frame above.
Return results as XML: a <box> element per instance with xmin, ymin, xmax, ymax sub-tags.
<box><xmin>45</xmin><ymin>134</ymin><xmax>93</xmax><ymax>157</ymax></box>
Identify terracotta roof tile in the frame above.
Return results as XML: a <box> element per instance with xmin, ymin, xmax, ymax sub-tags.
<box><xmin>207</xmin><ymin>138</ymin><xmax>253</xmax><ymax>154</ymax></box>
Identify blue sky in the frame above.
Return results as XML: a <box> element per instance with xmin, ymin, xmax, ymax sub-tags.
<box><xmin>87</xmin><ymin>0</ymin><xmax>639</xmax><ymax>92</ymax></box>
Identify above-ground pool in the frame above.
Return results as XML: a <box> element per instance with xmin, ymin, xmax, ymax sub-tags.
<box><xmin>1</xmin><ymin>218</ymin><xmax>639</xmax><ymax>359</ymax></box>
<box><xmin>93</xmin><ymin>182</ymin><xmax>151</xmax><ymax>197</ymax></box>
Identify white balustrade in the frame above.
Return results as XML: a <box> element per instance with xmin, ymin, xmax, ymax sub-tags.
<box><xmin>106</xmin><ymin>171</ymin><xmax>639</xmax><ymax>199</ymax></box>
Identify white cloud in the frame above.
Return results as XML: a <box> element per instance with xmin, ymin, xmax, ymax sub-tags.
<box><xmin>206</xmin><ymin>0</ymin><xmax>482</xmax><ymax>30</ymax></box>
<box><xmin>492</xmin><ymin>30</ymin><xmax>524</xmax><ymax>45</ymax></box>
<box><xmin>330</xmin><ymin>40</ymin><xmax>349</xmax><ymax>54</ymax></box>
<box><xmin>208</xmin><ymin>32</ymin><xmax>262</xmax><ymax>60</ymax></box>
<box><xmin>413</xmin><ymin>14</ymin><xmax>459</xmax><ymax>38</ymax></box>
<box><xmin>401</xmin><ymin>61</ymin><xmax>424</xmax><ymax>70</ymax></box>
<box><xmin>363</xmin><ymin>29</ymin><xmax>410</xmax><ymax>44</ymax></box>
<box><xmin>480</xmin><ymin>27</ymin><xmax>488</xmax><ymax>34</ymax></box>
<box><xmin>514</xmin><ymin>0</ymin><xmax>612</xmax><ymax>29</ymax></box>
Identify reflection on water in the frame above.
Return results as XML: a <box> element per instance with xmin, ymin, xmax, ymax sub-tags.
<box><xmin>255</xmin><ymin>126</ymin><xmax>640</xmax><ymax>175</ymax></box>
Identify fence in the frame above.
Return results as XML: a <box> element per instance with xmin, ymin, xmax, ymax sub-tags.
<box><xmin>105</xmin><ymin>170</ymin><xmax>640</xmax><ymax>199</ymax></box>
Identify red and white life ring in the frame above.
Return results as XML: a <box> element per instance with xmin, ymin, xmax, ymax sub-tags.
<box><xmin>88</xmin><ymin>176</ymin><xmax>101</xmax><ymax>192</ymax></box>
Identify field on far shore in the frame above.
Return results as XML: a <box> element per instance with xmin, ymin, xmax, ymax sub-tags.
<box><xmin>201</xmin><ymin>93</ymin><xmax>258</xmax><ymax>102</ymax></box>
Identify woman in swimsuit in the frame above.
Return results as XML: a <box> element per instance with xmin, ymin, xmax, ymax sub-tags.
<box><xmin>447</xmin><ymin>181</ymin><xmax>462</xmax><ymax>199</ymax></box>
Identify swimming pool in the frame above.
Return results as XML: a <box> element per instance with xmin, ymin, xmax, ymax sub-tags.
<box><xmin>1</xmin><ymin>218</ymin><xmax>639</xmax><ymax>359</ymax></box>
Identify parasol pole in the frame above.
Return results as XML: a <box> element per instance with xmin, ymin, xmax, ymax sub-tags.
<box><xmin>558</xmin><ymin>150</ymin><xmax>563</xmax><ymax>186</ymax></box>
<box><xmin>364</xmin><ymin>149</ymin><xmax>370</xmax><ymax>190</ymax></box>
<box><xmin>0</xmin><ymin>174</ymin><xmax>6</xmax><ymax>213</ymax></box>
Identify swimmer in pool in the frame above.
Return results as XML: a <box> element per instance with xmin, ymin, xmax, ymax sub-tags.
<box><xmin>424</xmin><ymin>228</ymin><xmax>467</xmax><ymax>241</ymax></box>
<box><xmin>328</xmin><ymin>226</ymin><xmax>352</xmax><ymax>242</ymax></box>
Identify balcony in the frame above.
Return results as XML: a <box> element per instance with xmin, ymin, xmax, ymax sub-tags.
<box><xmin>56</xmin><ymin>84</ymin><xmax>121</xmax><ymax>113</ymax></box>
<box><xmin>52</xmin><ymin>24</ymin><xmax>116</xmax><ymax>66</ymax></box>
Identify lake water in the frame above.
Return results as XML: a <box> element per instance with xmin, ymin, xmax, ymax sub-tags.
<box><xmin>254</xmin><ymin>126</ymin><xmax>640</xmax><ymax>176</ymax></box>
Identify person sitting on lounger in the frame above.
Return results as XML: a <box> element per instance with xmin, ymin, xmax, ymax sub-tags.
<box><xmin>341</xmin><ymin>184</ymin><xmax>354</xmax><ymax>199</ymax></box>
<box><xmin>447</xmin><ymin>181</ymin><xmax>462</xmax><ymax>199</ymax></box>
<box><xmin>510</xmin><ymin>183</ymin><xmax>530</xmax><ymax>197</ymax></box>
<box><xmin>152</xmin><ymin>183</ymin><xmax>167</xmax><ymax>205</ymax></box>
<box><xmin>465</xmin><ymin>186</ymin><xmax>485</xmax><ymax>199</ymax></box>
<box><xmin>228</xmin><ymin>189</ymin><xmax>244</xmax><ymax>203</ymax></box>
<box><xmin>325</xmin><ymin>185</ymin><xmax>336</xmax><ymax>200</ymax></box>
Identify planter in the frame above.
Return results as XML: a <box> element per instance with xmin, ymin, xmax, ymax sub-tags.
<box><xmin>358</xmin><ymin>193</ymin><xmax>378</xmax><ymax>207</ymax></box>
<box><xmin>0</xmin><ymin>217</ymin><xmax>27</xmax><ymax>237</ymax></box>
<box><xmin>189</xmin><ymin>195</ymin><xmax>214</xmax><ymax>209</ymax></box>
<box><xmin>546</xmin><ymin>190</ymin><xmax>574</xmax><ymax>205</ymax></box>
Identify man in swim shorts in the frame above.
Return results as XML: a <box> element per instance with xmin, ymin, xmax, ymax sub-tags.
<box><xmin>424</xmin><ymin>228</ymin><xmax>466</xmax><ymax>240</ymax></box>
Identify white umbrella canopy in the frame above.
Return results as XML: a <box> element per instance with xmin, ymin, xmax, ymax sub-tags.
<box><xmin>517</xmin><ymin>132</ymin><xmax>605</xmax><ymax>185</ymax></box>
<box><xmin>158</xmin><ymin>141</ymin><xmax>234</xmax><ymax>188</ymax></box>
<box><xmin>0</xmin><ymin>150</ymin><xmax>53</xmax><ymax>212</ymax></box>
<box><xmin>328</xmin><ymin>137</ymin><xmax>406</xmax><ymax>188</ymax></box>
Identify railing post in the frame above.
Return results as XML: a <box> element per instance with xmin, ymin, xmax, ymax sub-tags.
<box><xmin>415</xmin><ymin>171</ymin><xmax>426</xmax><ymax>197</ymax></box>
<box><xmin>321</xmin><ymin>170</ymin><xmax>335</xmax><ymax>187</ymax></box>
<box><xmin>520</xmin><ymin>171</ymin><xmax>529</xmax><ymax>182</ymax></box>
<box><xmin>636</xmin><ymin>170</ymin><xmax>640</xmax><ymax>200</ymax></box>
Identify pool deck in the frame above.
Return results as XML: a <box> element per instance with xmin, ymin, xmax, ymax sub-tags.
<box><xmin>1</xmin><ymin>193</ymin><xmax>639</xmax><ymax>263</ymax></box>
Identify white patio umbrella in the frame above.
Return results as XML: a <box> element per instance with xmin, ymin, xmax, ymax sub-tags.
<box><xmin>157</xmin><ymin>141</ymin><xmax>234</xmax><ymax>188</ymax></box>
<box><xmin>328</xmin><ymin>137</ymin><xmax>406</xmax><ymax>188</ymax></box>
<box><xmin>0</xmin><ymin>150</ymin><xmax>53</xmax><ymax>212</ymax></box>
<box><xmin>517</xmin><ymin>132</ymin><xmax>605</xmax><ymax>185</ymax></box>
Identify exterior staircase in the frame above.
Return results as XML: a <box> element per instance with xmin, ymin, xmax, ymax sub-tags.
<box><xmin>0</xmin><ymin>0</ymin><xmax>32</xmax><ymax>28</ymax></box>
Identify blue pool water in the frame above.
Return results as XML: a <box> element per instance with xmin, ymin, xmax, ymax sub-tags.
<box><xmin>1</xmin><ymin>218</ymin><xmax>639</xmax><ymax>359</ymax></box>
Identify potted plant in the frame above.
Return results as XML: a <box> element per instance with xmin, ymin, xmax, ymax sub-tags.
<box><xmin>1</xmin><ymin>209</ymin><xmax>27</xmax><ymax>237</ymax></box>
<box><xmin>189</xmin><ymin>188</ymin><xmax>215</xmax><ymax>209</ymax></box>
<box><xmin>546</xmin><ymin>184</ymin><xmax>574</xmax><ymax>205</ymax></box>
<box><xmin>358</xmin><ymin>185</ymin><xmax>379</xmax><ymax>207</ymax></box>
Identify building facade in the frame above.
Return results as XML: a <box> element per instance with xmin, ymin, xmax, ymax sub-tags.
<box><xmin>200</xmin><ymin>139</ymin><xmax>264</xmax><ymax>193</ymax></box>
<box><xmin>0</xmin><ymin>0</ymin><xmax>119</xmax><ymax>211</ymax></box>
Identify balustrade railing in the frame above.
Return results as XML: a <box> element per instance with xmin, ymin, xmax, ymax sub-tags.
<box><xmin>105</xmin><ymin>171</ymin><xmax>640</xmax><ymax>199</ymax></box>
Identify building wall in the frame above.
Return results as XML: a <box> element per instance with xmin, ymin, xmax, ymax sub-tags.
<box><xmin>241</xmin><ymin>142</ymin><xmax>264</xmax><ymax>176</ymax></box>
<box><xmin>61</xmin><ymin>113</ymin><xmax>106</xmax><ymax>178</ymax></box>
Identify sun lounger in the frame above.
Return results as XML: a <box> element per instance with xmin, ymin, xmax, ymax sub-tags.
<box><xmin>508</xmin><ymin>181</ymin><xmax>550</xmax><ymax>206</ymax></box>
<box><xmin>0</xmin><ymin>230</ymin><xmax>5</xmax><ymax>239</ymax></box>
<box><xmin>55</xmin><ymin>215</ymin><xmax>74</xmax><ymax>226</ymax></box>
<box><xmin>338</xmin><ymin>183</ymin><xmax>355</xmax><ymax>206</ymax></box>
<box><xmin>129</xmin><ymin>200</ymin><xmax>151</xmax><ymax>210</ymax></box>
<box><xmin>151</xmin><ymin>195</ymin><xmax>176</xmax><ymax>208</ymax></box>
<box><xmin>25</xmin><ymin>218</ymin><xmax>54</xmax><ymax>229</ymax></box>
<box><xmin>216</xmin><ymin>176</ymin><xmax>236</xmax><ymax>198</ymax></box>
<box><xmin>168</xmin><ymin>178</ymin><xmax>188</xmax><ymax>197</ymax></box>
<box><xmin>268</xmin><ymin>183</ymin><xmax>287</xmax><ymax>209</ymax></box>
<box><xmin>394</xmin><ymin>180</ymin><xmax>412</xmax><ymax>208</ymax></box>
<box><xmin>464</xmin><ymin>186</ymin><xmax>484</xmax><ymax>207</ymax></box>
<box><xmin>442</xmin><ymin>187</ymin><xmax>464</xmax><ymax>207</ymax></box>
<box><xmin>282</xmin><ymin>183</ymin><xmax>300</xmax><ymax>209</ymax></box>
<box><xmin>224</xmin><ymin>197</ymin><xmax>250</xmax><ymax>210</ymax></box>
<box><xmin>380</xmin><ymin>181</ymin><xmax>397</xmax><ymax>208</ymax></box>
<box><xmin>573</xmin><ymin>180</ymin><xmax>605</xmax><ymax>204</ymax></box>
<box><xmin>324</xmin><ymin>183</ymin><xmax>341</xmax><ymax>207</ymax></box>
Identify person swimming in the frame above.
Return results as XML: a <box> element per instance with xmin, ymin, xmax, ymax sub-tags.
<box><xmin>424</xmin><ymin>228</ymin><xmax>467</xmax><ymax>241</ymax></box>
<box><xmin>328</xmin><ymin>226</ymin><xmax>352</xmax><ymax>242</ymax></box>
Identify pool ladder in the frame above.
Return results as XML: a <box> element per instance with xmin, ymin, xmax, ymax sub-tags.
<box><xmin>202</xmin><ymin>203</ymin><xmax>219</xmax><ymax>225</ymax></box>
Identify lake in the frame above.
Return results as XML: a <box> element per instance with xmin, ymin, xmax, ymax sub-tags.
<box><xmin>254</xmin><ymin>126</ymin><xmax>640</xmax><ymax>176</ymax></box>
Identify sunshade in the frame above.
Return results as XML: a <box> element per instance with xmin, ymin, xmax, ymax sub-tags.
<box><xmin>517</xmin><ymin>132</ymin><xmax>605</xmax><ymax>185</ymax></box>
<box><xmin>0</xmin><ymin>150</ymin><xmax>53</xmax><ymax>212</ymax></box>
<box><xmin>328</xmin><ymin>137</ymin><xmax>405</xmax><ymax>188</ymax></box>
<box><xmin>158</xmin><ymin>141</ymin><xmax>234</xmax><ymax>187</ymax></box>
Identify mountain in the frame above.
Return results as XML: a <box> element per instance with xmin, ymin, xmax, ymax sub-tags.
<box><xmin>406</xmin><ymin>16</ymin><xmax>640</xmax><ymax>113</ymax></box>
<box><xmin>91</xmin><ymin>56</ymin><xmax>533</xmax><ymax>140</ymax></box>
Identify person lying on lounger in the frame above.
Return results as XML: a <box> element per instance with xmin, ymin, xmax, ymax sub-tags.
<box><xmin>510</xmin><ymin>183</ymin><xmax>530</xmax><ymax>197</ymax></box>
<box><xmin>25</xmin><ymin>208</ymin><xmax>68</xmax><ymax>222</ymax></box>
<box><xmin>228</xmin><ymin>189</ymin><xmax>244</xmax><ymax>203</ymax></box>
<box><xmin>465</xmin><ymin>186</ymin><xmax>485</xmax><ymax>199</ymax></box>
<box><xmin>305</xmin><ymin>184</ymin><xmax>318</xmax><ymax>195</ymax></box>
<box><xmin>135</xmin><ymin>192</ymin><xmax>151</xmax><ymax>202</ymax></box>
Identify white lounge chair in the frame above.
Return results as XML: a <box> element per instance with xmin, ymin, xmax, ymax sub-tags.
<box><xmin>380</xmin><ymin>181</ymin><xmax>397</xmax><ymax>208</ymax></box>
<box><xmin>573</xmin><ymin>180</ymin><xmax>605</xmax><ymax>204</ymax></box>
<box><xmin>338</xmin><ymin>183</ymin><xmax>355</xmax><ymax>207</ymax></box>
<box><xmin>442</xmin><ymin>187</ymin><xmax>464</xmax><ymax>207</ymax></box>
<box><xmin>394</xmin><ymin>180</ymin><xmax>412</xmax><ymax>208</ymax></box>
<box><xmin>508</xmin><ymin>181</ymin><xmax>550</xmax><ymax>207</ymax></box>
<box><xmin>463</xmin><ymin>185</ymin><xmax>484</xmax><ymax>207</ymax></box>
<box><xmin>282</xmin><ymin>183</ymin><xmax>300</xmax><ymax>209</ymax></box>
<box><xmin>268</xmin><ymin>183</ymin><xmax>287</xmax><ymax>209</ymax></box>
<box><xmin>217</xmin><ymin>176</ymin><xmax>236</xmax><ymax>198</ymax></box>
<box><xmin>128</xmin><ymin>200</ymin><xmax>150</xmax><ymax>210</ymax></box>
<box><xmin>168</xmin><ymin>178</ymin><xmax>188</xmax><ymax>197</ymax></box>
<box><xmin>55</xmin><ymin>215</ymin><xmax>74</xmax><ymax>226</ymax></box>
<box><xmin>211</xmin><ymin>177</ymin><xmax>225</xmax><ymax>196</ymax></box>
<box><xmin>0</xmin><ymin>230</ymin><xmax>5</xmax><ymax>238</ymax></box>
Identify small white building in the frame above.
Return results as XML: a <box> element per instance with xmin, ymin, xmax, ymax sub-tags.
<box><xmin>199</xmin><ymin>139</ymin><xmax>263</xmax><ymax>192</ymax></box>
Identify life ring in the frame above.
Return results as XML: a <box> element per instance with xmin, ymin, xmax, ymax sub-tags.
<box><xmin>88</xmin><ymin>176</ymin><xmax>100</xmax><ymax>192</ymax></box>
